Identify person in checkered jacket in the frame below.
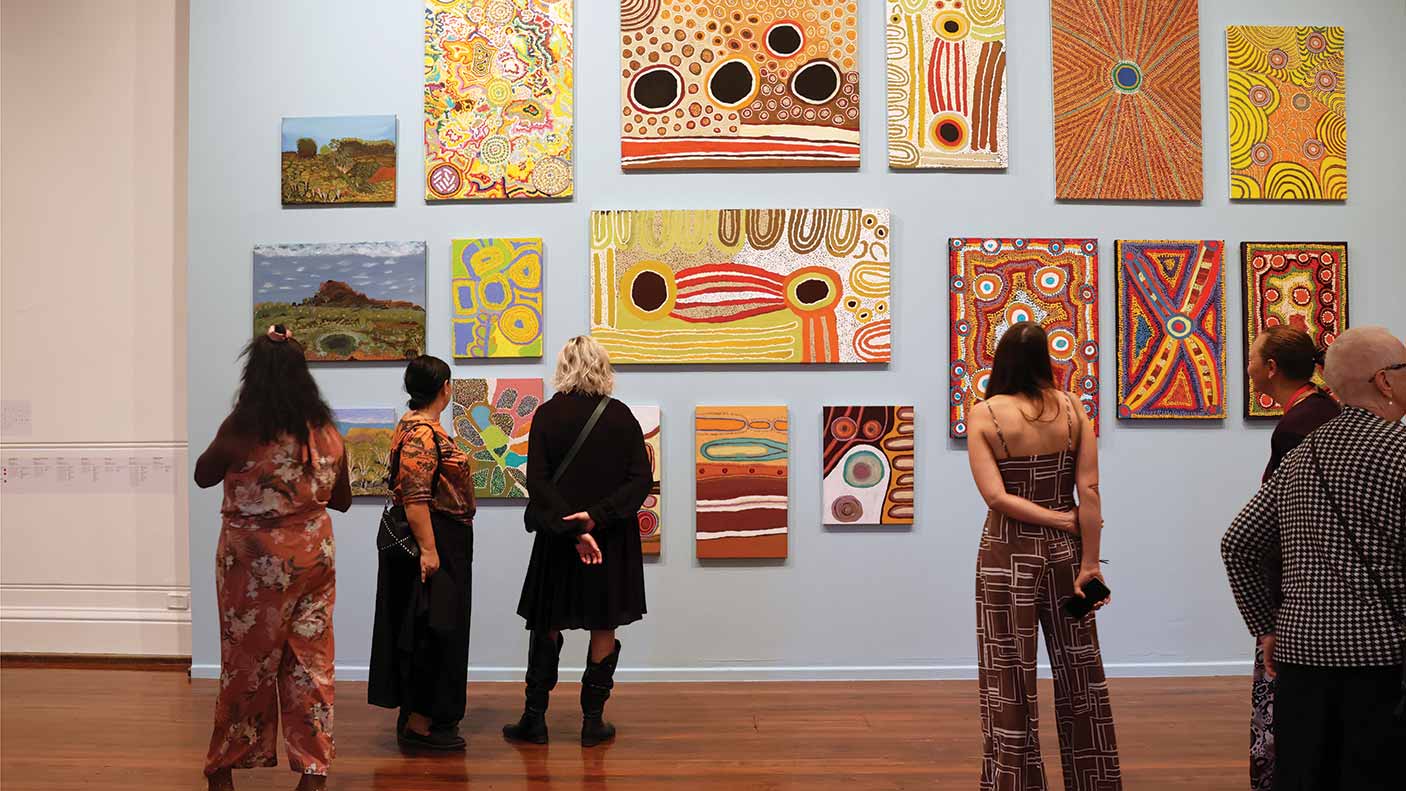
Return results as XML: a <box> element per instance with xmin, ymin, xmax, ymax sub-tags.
<box><xmin>1222</xmin><ymin>326</ymin><xmax>1406</xmax><ymax>791</ymax></box>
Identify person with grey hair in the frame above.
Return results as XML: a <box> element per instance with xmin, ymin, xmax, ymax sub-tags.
<box><xmin>1222</xmin><ymin>326</ymin><xmax>1406</xmax><ymax>790</ymax></box>
<box><xmin>504</xmin><ymin>336</ymin><xmax>652</xmax><ymax>747</ymax></box>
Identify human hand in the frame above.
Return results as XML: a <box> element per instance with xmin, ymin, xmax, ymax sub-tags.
<box><xmin>1056</xmin><ymin>510</ymin><xmax>1078</xmax><ymax>534</ymax></box>
<box><xmin>419</xmin><ymin>547</ymin><xmax>440</xmax><ymax>583</ymax></box>
<box><xmin>576</xmin><ymin>533</ymin><xmax>603</xmax><ymax>565</ymax></box>
<box><xmin>564</xmin><ymin>511</ymin><xmax>597</xmax><ymax>533</ymax></box>
<box><xmin>1259</xmin><ymin>634</ymin><xmax>1277</xmax><ymax>679</ymax></box>
<box><xmin>1072</xmin><ymin>566</ymin><xmax>1110</xmax><ymax>611</ymax></box>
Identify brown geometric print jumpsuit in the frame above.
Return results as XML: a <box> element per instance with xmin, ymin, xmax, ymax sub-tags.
<box><xmin>975</xmin><ymin>401</ymin><xmax>1122</xmax><ymax>790</ymax></box>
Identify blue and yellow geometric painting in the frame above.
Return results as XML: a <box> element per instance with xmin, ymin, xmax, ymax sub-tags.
<box><xmin>451</xmin><ymin>238</ymin><xmax>544</xmax><ymax>358</ymax></box>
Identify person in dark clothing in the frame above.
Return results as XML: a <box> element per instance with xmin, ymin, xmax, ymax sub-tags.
<box><xmin>504</xmin><ymin>336</ymin><xmax>652</xmax><ymax>747</ymax></box>
<box><xmin>1242</xmin><ymin>325</ymin><xmax>1341</xmax><ymax>790</ymax></box>
<box><xmin>368</xmin><ymin>356</ymin><xmax>477</xmax><ymax>752</ymax></box>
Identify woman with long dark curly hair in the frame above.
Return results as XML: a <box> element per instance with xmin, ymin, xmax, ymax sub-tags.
<box><xmin>195</xmin><ymin>326</ymin><xmax>351</xmax><ymax>791</ymax></box>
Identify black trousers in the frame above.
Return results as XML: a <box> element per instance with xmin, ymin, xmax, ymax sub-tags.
<box><xmin>1273</xmin><ymin>662</ymin><xmax>1405</xmax><ymax>791</ymax></box>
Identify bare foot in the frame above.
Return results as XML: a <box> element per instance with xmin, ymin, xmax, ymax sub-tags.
<box><xmin>295</xmin><ymin>774</ymin><xmax>326</xmax><ymax>791</ymax></box>
<box><xmin>207</xmin><ymin>769</ymin><xmax>234</xmax><ymax>791</ymax></box>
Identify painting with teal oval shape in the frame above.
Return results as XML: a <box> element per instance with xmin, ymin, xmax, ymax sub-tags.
<box><xmin>450</xmin><ymin>377</ymin><xmax>543</xmax><ymax>498</ymax></box>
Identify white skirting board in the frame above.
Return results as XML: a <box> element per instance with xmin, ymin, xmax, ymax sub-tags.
<box><xmin>1</xmin><ymin>584</ymin><xmax>193</xmax><ymax>657</ymax></box>
<box><xmin>189</xmin><ymin>661</ymin><xmax>1252</xmax><ymax>683</ymax></box>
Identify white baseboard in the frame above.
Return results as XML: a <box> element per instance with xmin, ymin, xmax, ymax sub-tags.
<box><xmin>190</xmin><ymin>660</ymin><xmax>1251</xmax><ymax>682</ymax></box>
<box><xmin>0</xmin><ymin>584</ymin><xmax>192</xmax><ymax>657</ymax></box>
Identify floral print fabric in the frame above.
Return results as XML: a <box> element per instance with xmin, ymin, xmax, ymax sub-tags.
<box><xmin>391</xmin><ymin>415</ymin><xmax>476</xmax><ymax>522</ymax></box>
<box><xmin>205</xmin><ymin>425</ymin><xmax>342</xmax><ymax>777</ymax></box>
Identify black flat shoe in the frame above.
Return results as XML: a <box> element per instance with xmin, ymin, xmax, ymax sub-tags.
<box><xmin>398</xmin><ymin>726</ymin><xmax>466</xmax><ymax>751</ymax></box>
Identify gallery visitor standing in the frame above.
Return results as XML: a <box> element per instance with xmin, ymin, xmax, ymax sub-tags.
<box><xmin>1223</xmin><ymin>326</ymin><xmax>1406</xmax><ymax>790</ymax></box>
<box><xmin>504</xmin><ymin>336</ymin><xmax>652</xmax><ymax>747</ymax></box>
<box><xmin>1241</xmin><ymin>324</ymin><xmax>1341</xmax><ymax>790</ymax></box>
<box><xmin>195</xmin><ymin>325</ymin><xmax>351</xmax><ymax>791</ymax></box>
<box><xmin>963</xmin><ymin>322</ymin><xmax>1122</xmax><ymax>791</ymax></box>
<box><xmin>368</xmin><ymin>355</ymin><xmax>477</xmax><ymax>751</ymax></box>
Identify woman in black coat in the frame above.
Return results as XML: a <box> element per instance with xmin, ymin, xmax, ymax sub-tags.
<box><xmin>504</xmin><ymin>336</ymin><xmax>652</xmax><ymax>747</ymax></box>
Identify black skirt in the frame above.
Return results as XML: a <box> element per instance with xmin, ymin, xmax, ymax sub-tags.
<box><xmin>516</xmin><ymin>520</ymin><xmax>646</xmax><ymax>631</ymax></box>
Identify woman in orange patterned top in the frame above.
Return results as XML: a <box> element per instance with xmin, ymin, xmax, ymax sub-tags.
<box><xmin>368</xmin><ymin>355</ymin><xmax>476</xmax><ymax>751</ymax></box>
<box><xmin>195</xmin><ymin>326</ymin><xmax>351</xmax><ymax>791</ymax></box>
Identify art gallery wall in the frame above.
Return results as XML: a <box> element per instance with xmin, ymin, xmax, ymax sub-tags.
<box><xmin>187</xmin><ymin>0</ymin><xmax>1406</xmax><ymax>680</ymax></box>
<box><xmin>1</xmin><ymin>0</ymin><xmax>190</xmax><ymax>655</ymax></box>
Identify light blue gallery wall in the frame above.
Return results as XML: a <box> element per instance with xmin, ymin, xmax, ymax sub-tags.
<box><xmin>187</xmin><ymin>0</ymin><xmax>1406</xmax><ymax>680</ymax></box>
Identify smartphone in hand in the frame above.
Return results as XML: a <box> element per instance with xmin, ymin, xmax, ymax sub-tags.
<box><xmin>1064</xmin><ymin>578</ymin><xmax>1111</xmax><ymax>619</ymax></box>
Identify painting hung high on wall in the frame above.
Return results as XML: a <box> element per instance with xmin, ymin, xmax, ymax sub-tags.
<box><xmin>281</xmin><ymin>115</ymin><xmax>397</xmax><ymax>205</ymax></box>
<box><xmin>1050</xmin><ymin>0</ymin><xmax>1202</xmax><ymax>200</ymax></box>
<box><xmin>451</xmin><ymin>238</ymin><xmax>544</xmax><ymax>359</ymax></box>
<box><xmin>1227</xmin><ymin>26</ymin><xmax>1346</xmax><ymax>201</ymax></box>
<box><xmin>333</xmin><ymin>408</ymin><xmax>398</xmax><ymax>497</ymax></box>
<box><xmin>1242</xmin><ymin>242</ymin><xmax>1348</xmax><ymax>419</ymax></box>
<box><xmin>886</xmin><ymin>0</ymin><xmax>1007</xmax><ymax>169</ymax></box>
<box><xmin>822</xmin><ymin>406</ymin><xmax>915</xmax><ymax>525</ymax></box>
<box><xmin>949</xmin><ymin>238</ymin><xmax>1100</xmax><ymax>437</ymax></box>
<box><xmin>451</xmin><ymin>377</ymin><xmax>543</xmax><ymax>498</ymax></box>
<box><xmin>590</xmin><ymin>209</ymin><xmax>891</xmax><ymax>364</ymax></box>
<box><xmin>630</xmin><ymin>405</ymin><xmax>662</xmax><ymax>556</ymax></box>
<box><xmin>424</xmin><ymin>0</ymin><xmax>573</xmax><ymax>200</ymax></box>
<box><xmin>696</xmin><ymin>406</ymin><xmax>788</xmax><ymax>559</ymax></box>
<box><xmin>252</xmin><ymin>242</ymin><xmax>427</xmax><ymax>362</ymax></box>
<box><xmin>1115</xmin><ymin>241</ymin><xmax>1226</xmax><ymax>420</ymax></box>
<box><xmin>619</xmin><ymin>0</ymin><xmax>860</xmax><ymax>170</ymax></box>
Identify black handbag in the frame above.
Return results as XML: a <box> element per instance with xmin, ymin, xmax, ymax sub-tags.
<box><xmin>376</xmin><ymin>427</ymin><xmax>441</xmax><ymax>559</ymax></box>
<box><xmin>524</xmin><ymin>396</ymin><xmax>611</xmax><ymax>533</ymax></box>
<box><xmin>1308</xmin><ymin>437</ymin><xmax>1406</xmax><ymax>720</ymax></box>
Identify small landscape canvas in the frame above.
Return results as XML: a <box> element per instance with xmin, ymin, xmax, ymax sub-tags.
<box><xmin>333</xmin><ymin>408</ymin><xmax>398</xmax><ymax>497</ymax></box>
<box><xmin>281</xmin><ymin>115</ymin><xmax>397</xmax><ymax>205</ymax></box>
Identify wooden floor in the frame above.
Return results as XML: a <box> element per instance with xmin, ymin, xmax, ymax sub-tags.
<box><xmin>0</xmin><ymin>669</ymin><xmax>1248</xmax><ymax>790</ymax></box>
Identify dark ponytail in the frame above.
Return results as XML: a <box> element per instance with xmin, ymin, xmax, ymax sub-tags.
<box><xmin>1257</xmin><ymin>325</ymin><xmax>1318</xmax><ymax>382</ymax></box>
<box><xmin>404</xmin><ymin>355</ymin><xmax>451</xmax><ymax>410</ymax></box>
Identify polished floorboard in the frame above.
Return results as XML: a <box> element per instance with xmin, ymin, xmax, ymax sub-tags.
<box><xmin>0</xmin><ymin>669</ymin><xmax>1248</xmax><ymax>790</ymax></box>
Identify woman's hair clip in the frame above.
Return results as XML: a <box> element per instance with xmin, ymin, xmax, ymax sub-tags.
<box><xmin>267</xmin><ymin>324</ymin><xmax>293</xmax><ymax>343</ymax></box>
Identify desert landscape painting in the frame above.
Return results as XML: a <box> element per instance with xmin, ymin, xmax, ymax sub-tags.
<box><xmin>333</xmin><ymin>408</ymin><xmax>398</xmax><ymax>497</ymax></box>
<box><xmin>281</xmin><ymin>115</ymin><xmax>397</xmax><ymax>205</ymax></box>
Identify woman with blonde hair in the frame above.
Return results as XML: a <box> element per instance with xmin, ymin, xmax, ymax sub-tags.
<box><xmin>504</xmin><ymin>336</ymin><xmax>652</xmax><ymax>747</ymax></box>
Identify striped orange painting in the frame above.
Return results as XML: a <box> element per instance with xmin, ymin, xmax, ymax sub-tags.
<box><xmin>695</xmin><ymin>406</ymin><xmax>788</xmax><ymax>559</ymax></box>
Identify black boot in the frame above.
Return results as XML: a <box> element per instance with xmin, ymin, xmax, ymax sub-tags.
<box><xmin>580</xmin><ymin>640</ymin><xmax>621</xmax><ymax>747</ymax></box>
<box><xmin>503</xmin><ymin>630</ymin><xmax>564</xmax><ymax>744</ymax></box>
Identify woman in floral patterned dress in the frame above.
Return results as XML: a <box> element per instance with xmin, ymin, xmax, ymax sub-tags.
<box><xmin>195</xmin><ymin>326</ymin><xmax>351</xmax><ymax>791</ymax></box>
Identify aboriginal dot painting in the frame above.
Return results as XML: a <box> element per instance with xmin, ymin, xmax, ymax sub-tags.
<box><xmin>1115</xmin><ymin>241</ymin><xmax>1226</xmax><ymax>420</ymax></box>
<box><xmin>590</xmin><ymin>209</ymin><xmax>892</xmax><ymax>364</ymax></box>
<box><xmin>822</xmin><ymin>406</ymin><xmax>916</xmax><ymax>525</ymax></box>
<box><xmin>1228</xmin><ymin>26</ymin><xmax>1346</xmax><ymax>201</ymax></box>
<box><xmin>451</xmin><ymin>238</ymin><xmax>544</xmax><ymax>359</ymax></box>
<box><xmin>424</xmin><ymin>0</ymin><xmax>573</xmax><ymax>201</ymax></box>
<box><xmin>631</xmin><ymin>405</ymin><xmax>663</xmax><ymax>556</ymax></box>
<box><xmin>619</xmin><ymin>1</ymin><xmax>861</xmax><ymax>170</ymax></box>
<box><xmin>949</xmin><ymin>238</ymin><xmax>1100</xmax><ymax>438</ymax></box>
<box><xmin>886</xmin><ymin>0</ymin><xmax>1007</xmax><ymax>169</ymax></box>
<box><xmin>1050</xmin><ymin>0</ymin><xmax>1202</xmax><ymax>200</ymax></box>
<box><xmin>450</xmin><ymin>377</ymin><xmax>543</xmax><ymax>498</ymax></box>
<box><xmin>1242</xmin><ymin>242</ymin><xmax>1348</xmax><ymax>419</ymax></box>
<box><xmin>696</xmin><ymin>406</ymin><xmax>788</xmax><ymax>559</ymax></box>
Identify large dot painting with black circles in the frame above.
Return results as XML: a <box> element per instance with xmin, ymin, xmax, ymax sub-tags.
<box><xmin>620</xmin><ymin>0</ymin><xmax>861</xmax><ymax>170</ymax></box>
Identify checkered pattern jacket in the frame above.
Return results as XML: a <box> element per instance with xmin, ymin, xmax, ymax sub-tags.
<box><xmin>1222</xmin><ymin>407</ymin><xmax>1406</xmax><ymax>667</ymax></box>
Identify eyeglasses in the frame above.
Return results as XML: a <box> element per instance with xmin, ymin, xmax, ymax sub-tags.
<box><xmin>1371</xmin><ymin>362</ymin><xmax>1406</xmax><ymax>384</ymax></box>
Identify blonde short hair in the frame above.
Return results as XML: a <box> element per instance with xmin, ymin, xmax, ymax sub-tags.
<box><xmin>553</xmin><ymin>336</ymin><xmax>615</xmax><ymax>397</ymax></box>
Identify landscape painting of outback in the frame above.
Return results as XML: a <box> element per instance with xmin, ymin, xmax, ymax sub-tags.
<box><xmin>253</xmin><ymin>242</ymin><xmax>427</xmax><ymax>362</ymax></box>
<box><xmin>281</xmin><ymin>115</ymin><xmax>397</xmax><ymax>205</ymax></box>
<box><xmin>333</xmin><ymin>408</ymin><xmax>398</xmax><ymax>497</ymax></box>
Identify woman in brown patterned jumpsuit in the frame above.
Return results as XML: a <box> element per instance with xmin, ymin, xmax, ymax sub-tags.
<box><xmin>964</xmin><ymin>322</ymin><xmax>1122</xmax><ymax>791</ymax></box>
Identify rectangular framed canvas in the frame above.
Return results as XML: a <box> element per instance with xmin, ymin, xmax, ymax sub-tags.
<box><xmin>1227</xmin><ymin>26</ymin><xmax>1346</xmax><ymax>200</ymax></box>
<box><xmin>1115</xmin><ymin>240</ymin><xmax>1226</xmax><ymax>419</ymax></box>
<box><xmin>619</xmin><ymin>1</ymin><xmax>860</xmax><ymax>170</ymax></box>
<box><xmin>252</xmin><ymin>242</ymin><xmax>426</xmax><ymax>362</ymax></box>
<box><xmin>822</xmin><ymin>406</ymin><xmax>915</xmax><ymax>525</ymax></box>
<box><xmin>631</xmin><ymin>405</ymin><xmax>662</xmax><ymax>556</ymax></box>
<box><xmin>450</xmin><ymin>377</ymin><xmax>544</xmax><ymax>498</ymax></box>
<box><xmin>333</xmin><ymin>408</ymin><xmax>398</xmax><ymax>496</ymax></box>
<box><xmin>451</xmin><ymin>238</ymin><xmax>544</xmax><ymax>358</ymax></box>
<box><xmin>424</xmin><ymin>0</ymin><xmax>573</xmax><ymax>200</ymax></box>
<box><xmin>886</xmin><ymin>0</ymin><xmax>1007</xmax><ymax>168</ymax></box>
<box><xmin>590</xmin><ymin>209</ymin><xmax>891</xmax><ymax>364</ymax></box>
<box><xmin>1242</xmin><ymin>242</ymin><xmax>1348</xmax><ymax>418</ymax></box>
<box><xmin>281</xmin><ymin>115</ymin><xmax>397</xmax><ymax>205</ymax></box>
<box><xmin>695</xmin><ymin>406</ymin><xmax>788</xmax><ymax>559</ymax></box>
<box><xmin>949</xmin><ymin>238</ymin><xmax>1099</xmax><ymax>437</ymax></box>
<box><xmin>1050</xmin><ymin>0</ymin><xmax>1202</xmax><ymax>200</ymax></box>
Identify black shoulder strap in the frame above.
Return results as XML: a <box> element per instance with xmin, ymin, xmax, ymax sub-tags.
<box><xmin>1308</xmin><ymin>437</ymin><xmax>1403</xmax><ymax>624</ymax></box>
<box><xmin>553</xmin><ymin>397</ymin><xmax>610</xmax><ymax>485</ymax></box>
